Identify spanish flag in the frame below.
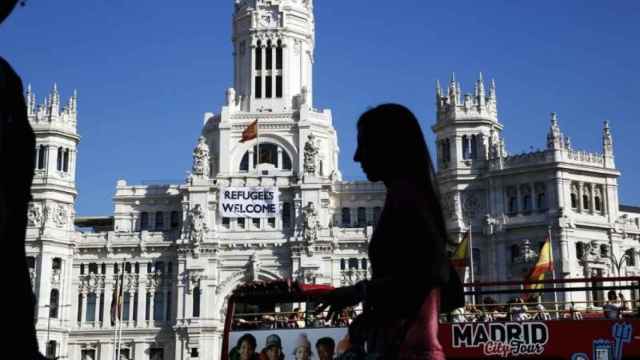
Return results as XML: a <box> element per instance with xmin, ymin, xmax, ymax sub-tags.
<box><xmin>239</xmin><ymin>120</ymin><xmax>258</xmax><ymax>143</ymax></box>
<box><xmin>450</xmin><ymin>231</ymin><xmax>470</xmax><ymax>269</ymax></box>
<box><xmin>524</xmin><ymin>236</ymin><xmax>554</xmax><ymax>290</ymax></box>
<box><xmin>110</xmin><ymin>265</ymin><xmax>125</xmax><ymax>325</ymax></box>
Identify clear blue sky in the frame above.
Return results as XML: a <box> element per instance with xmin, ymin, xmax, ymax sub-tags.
<box><xmin>2</xmin><ymin>0</ymin><xmax>639</xmax><ymax>216</ymax></box>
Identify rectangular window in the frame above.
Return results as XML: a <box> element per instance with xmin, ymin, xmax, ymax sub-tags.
<box><xmin>276</xmin><ymin>75</ymin><xmax>282</xmax><ymax>98</ymax></box>
<box><xmin>170</xmin><ymin>211</ymin><xmax>180</xmax><ymax>228</ymax></box>
<box><xmin>133</xmin><ymin>292</ymin><xmax>138</xmax><ymax>321</ymax></box>
<box><xmin>342</xmin><ymin>208</ymin><xmax>351</xmax><ymax>227</ymax></box>
<box><xmin>222</xmin><ymin>217</ymin><xmax>230</xmax><ymax>228</ymax></box>
<box><xmin>276</xmin><ymin>46</ymin><xmax>282</xmax><ymax>69</ymax></box>
<box><xmin>155</xmin><ymin>211</ymin><xmax>164</xmax><ymax>230</ymax></box>
<box><xmin>166</xmin><ymin>291</ymin><xmax>172</xmax><ymax>321</ymax></box>
<box><xmin>63</xmin><ymin>149</ymin><xmax>69</xmax><ymax>172</ymax></box>
<box><xmin>145</xmin><ymin>293</ymin><xmax>151</xmax><ymax>321</ymax></box>
<box><xmin>154</xmin><ymin>291</ymin><xmax>164</xmax><ymax>321</ymax></box>
<box><xmin>252</xmin><ymin>218</ymin><xmax>261</xmax><ymax>229</ymax></box>
<box><xmin>237</xmin><ymin>218</ymin><xmax>245</xmax><ymax>229</ymax></box>
<box><xmin>255</xmin><ymin>46</ymin><xmax>262</xmax><ymax>70</ymax></box>
<box><xmin>282</xmin><ymin>203</ymin><xmax>291</xmax><ymax>229</ymax></box>
<box><xmin>123</xmin><ymin>293</ymin><xmax>130</xmax><ymax>321</ymax></box>
<box><xmin>140</xmin><ymin>212</ymin><xmax>149</xmax><ymax>230</ymax></box>
<box><xmin>99</xmin><ymin>292</ymin><xmax>104</xmax><ymax>322</ymax></box>
<box><xmin>57</xmin><ymin>147</ymin><xmax>63</xmax><ymax>171</ymax></box>
<box><xmin>77</xmin><ymin>293</ymin><xmax>83</xmax><ymax>322</ymax></box>
<box><xmin>266</xmin><ymin>47</ymin><xmax>272</xmax><ymax>70</ymax></box>
<box><xmin>357</xmin><ymin>207</ymin><xmax>366</xmax><ymax>226</ymax></box>
<box><xmin>255</xmin><ymin>76</ymin><xmax>262</xmax><ymax>98</ymax></box>
<box><xmin>86</xmin><ymin>293</ymin><xmax>96</xmax><ymax>322</ymax></box>
<box><xmin>268</xmin><ymin>217</ymin><xmax>276</xmax><ymax>228</ymax></box>
<box><xmin>265</xmin><ymin>76</ymin><xmax>272</xmax><ymax>98</ymax></box>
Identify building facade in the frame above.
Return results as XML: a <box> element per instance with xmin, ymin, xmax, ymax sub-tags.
<box><xmin>25</xmin><ymin>0</ymin><xmax>639</xmax><ymax>359</ymax></box>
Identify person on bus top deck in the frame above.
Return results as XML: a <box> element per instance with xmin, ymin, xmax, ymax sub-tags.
<box><xmin>316</xmin><ymin>104</ymin><xmax>464</xmax><ymax>359</ymax></box>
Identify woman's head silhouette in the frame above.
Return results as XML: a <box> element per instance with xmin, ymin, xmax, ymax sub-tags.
<box><xmin>354</xmin><ymin>103</ymin><xmax>435</xmax><ymax>186</ymax></box>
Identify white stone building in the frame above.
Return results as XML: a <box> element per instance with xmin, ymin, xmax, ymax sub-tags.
<box><xmin>24</xmin><ymin>0</ymin><xmax>639</xmax><ymax>359</ymax></box>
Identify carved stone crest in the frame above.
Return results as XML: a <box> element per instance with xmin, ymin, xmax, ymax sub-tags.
<box><xmin>192</xmin><ymin>136</ymin><xmax>210</xmax><ymax>178</ymax></box>
<box><xmin>53</xmin><ymin>204</ymin><xmax>68</xmax><ymax>227</ymax></box>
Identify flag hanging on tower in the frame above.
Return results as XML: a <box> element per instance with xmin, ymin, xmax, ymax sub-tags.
<box><xmin>450</xmin><ymin>230</ymin><xmax>470</xmax><ymax>269</ymax></box>
<box><xmin>524</xmin><ymin>235</ymin><xmax>554</xmax><ymax>290</ymax></box>
<box><xmin>239</xmin><ymin>119</ymin><xmax>258</xmax><ymax>143</ymax></box>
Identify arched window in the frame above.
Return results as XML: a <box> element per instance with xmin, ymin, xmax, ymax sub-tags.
<box><xmin>86</xmin><ymin>293</ymin><xmax>97</xmax><ymax>321</ymax></box>
<box><xmin>600</xmin><ymin>245</ymin><xmax>609</xmax><ymax>258</ymax></box>
<box><xmin>240</xmin><ymin>143</ymin><xmax>292</xmax><ymax>171</ymax></box>
<box><xmin>521</xmin><ymin>185</ymin><xmax>532</xmax><ymax>213</ymax></box>
<box><xmin>49</xmin><ymin>289</ymin><xmax>59</xmax><ymax>318</ymax></box>
<box><xmin>341</xmin><ymin>208</ymin><xmax>351</xmax><ymax>227</ymax></box>
<box><xmin>510</xmin><ymin>244</ymin><xmax>520</xmax><ymax>263</ymax></box>
<box><xmin>535</xmin><ymin>183</ymin><xmax>547</xmax><ymax>211</ymax></box>
<box><xmin>282</xmin><ymin>202</ymin><xmax>291</xmax><ymax>229</ymax></box>
<box><xmin>134</xmin><ymin>263</ymin><xmax>139</xmax><ymax>274</ymax></box>
<box><xmin>123</xmin><ymin>292</ymin><xmax>131</xmax><ymax>320</ymax></box>
<box><xmin>153</xmin><ymin>291</ymin><xmax>164</xmax><ymax>321</ymax></box>
<box><xmin>193</xmin><ymin>287</ymin><xmax>201</xmax><ymax>318</ymax></box>
<box><xmin>340</xmin><ymin>259</ymin><xmax>346</xmax><ymax>270</ymax></box>
<box><xmin>276</xmin><ymin>40</ymin><xmax>283</xmax><ymax>70</ymax></box>
<box><xmin>348</xmin><ymin>258</ymin><xmax>359</xmax><ymax>270</ymax></box>
<box><xmin>571</xmin><ymin>184</ymin><xmax>579</xmax><ymax>209</ymax></box>
<box><xmin>101</xmin><ymin>263</ymin><xmax>106</xmax><ymax>274</ymax></box>
<box><xmin>155</xmin><ymin>211</ymin><xmax>164</xmax><ymax>230</ymax></box>
<box><xmin>266</xmin><ymin>40</ymin><xmax>273</xmax><ymax>70</ymax></box>
<box><xmin>46</xmin><ymin>340</ymin><xmax>57</xmax><ymax>359</ymax></box>
<box><xmin>37</xmin><ymin>145</ymin><xmax>47</xmax><ymax>170</ymax></box>
<box><xmin>594</xmin><ymin>194</ymin><xmax>602</xmax><ymax>212</ymax></box>
<box><xmin>357</xmin><ymin>207</ymin><xmax>366</xmax><ymax>226</ymax></box>
<box><xmin>77</xmin><ymin>293</ymin><xmax>83</xmax><ymax>322</ymax></box>
<box><xmin>462</xmin><ymin>135</ymin><xmax>470</xmax><ymax>160</ymax></box>
<box><xmin>583</xmin><ymin>190</ymin><xmax>591</xmax><ymax>211</ymax></box>
<box><xmin>63</xmin><ymin>148</ymin><xmax>70</xmax><ymax>172</ymax></box>
<box><xmin>140</xmin><ymin>212</ymin><xmax>149</xmax><ymax>230</ymax></box>
<box><xmin>506</xmin><ymin>187</ymin><xmax>517</xmax><ymax>214</ymax></box>
<box><xmin>170</xmin><ymin>211</ymin><xmax>180</xmax><ymax>229</ymax></box>
<box><xmin>445</xmin><ymin>138</ymin><xmax>451</xmax><ymax>162</ymax></box>
<box><xmin>470</xmin><ymin>135</ymin><xmax>478</xmax><ymax>159</ymax></box>
<box><xmin>88</xmin><ymin>263</ymin><xmax>98</xmax><ymax>274</ymax></box>
<box><xmin>56</xmin><ymin>147</ymin><xmax>63</xmax><ymax>171</ymax></box>
<box><xmin>625</xmin><ymin>249</ymin><xmax>636</xmax><ymax>267</ymax></box>
<box><xmin>255</xmin><ymin>40</ymin><xmax>262</xmax><ymax>70</ymax></box>
<box><xmin>155</xmin><ymin>261</ymin><xmax>164</xmax><ymax>274</ymax></box>
<box><xmin>125</xmin><ymin>262</ymin><xmax>132</xmax><ymax>273</ymax></box>
<box><xmin>576</xmin><ymin>242</ymin><xmax>585</xmax><ymax>260</ymax></box>
<box><xmin>52</xmin><ymin>257</ymin><xmax>62</xmax><ymax>271</ymax></box>
<box><xmin>80</xmin><ymin>263</ymin><xmax>85</xmax><ymax>275</ymax></box>
<box><xmin>361</xmin><ymin>259</ymin><xmax>368</xmax><ymax>270</ymax></box>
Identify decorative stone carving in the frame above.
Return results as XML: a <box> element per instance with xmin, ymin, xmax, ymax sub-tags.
<box><xmin>186</xmin><ymin>204</ymin><xmax>208</xmax><ymax>246</ymax></box>
<box><xmin>483</xmin><ymin>214</ymin><xmax>497</xmax><ymax>236</ymax></box>
<box><xmin>304</xmin><ymin>133</ymin><xmax>318</xmax><ymax>175</ymax></box>
<box><xmin>27</xmin><ymin>203</ymin><xmax>43</xmax><ymax>228</ymax></box>
<box><xmin>192</xmin><ymin>136</ymin><xmax>210</xmax><ymax>178</ymax></box>
<box><xmin>53</xmin><ymin>203</ymin><xmax>68</xmax><ymax>227</ymax></box>
<box><xmin>302</xmin><ymin>201</ymin><xmax>319</xmax><ymax>244</ymax></box>
<box><xmin>515</xmin><ymin>240</ymin><xmax>538</xmax><ymax>264</ymax></box>
<box><xmin>582</xmin><ymin>240</ymin><xmax>601</xmax><ymax>263</ymax></box>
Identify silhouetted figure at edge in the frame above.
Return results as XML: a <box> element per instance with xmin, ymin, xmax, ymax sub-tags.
<box><xmin>317</xmin><ymin>104</ymin><xmax>464</xmax><ymax>359</ymax></box>
<box><xmin>1</xmin><ymin>1</ymin><xmax>46</xmax><ymax>359</ymax></box>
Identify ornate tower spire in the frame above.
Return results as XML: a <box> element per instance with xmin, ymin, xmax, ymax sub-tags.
<box><xmin>476</xmin><ymin>72</ymin><xmax>485</xmax><ymax>107</ymax></box>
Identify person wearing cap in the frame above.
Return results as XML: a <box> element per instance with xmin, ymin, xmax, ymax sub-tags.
<box><xmin>292</xmin><ymin>333</ymin><xmax>313</xmax><ymax>360</ymax></box>
<box><xmin>260</xmin><ymin>334</ymin><xmax>284</xmax><ymax>360</ymax></box>
<box><xmin>316</xmin><ymin>337</ymin><xmax>335</xmax><ymax>360</ymax></box>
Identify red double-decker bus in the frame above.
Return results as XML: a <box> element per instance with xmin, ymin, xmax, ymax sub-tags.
<box><xmin>221</xmin><ymin>277</ymin><xmax>640</xmax><ymax>359</ymax></box>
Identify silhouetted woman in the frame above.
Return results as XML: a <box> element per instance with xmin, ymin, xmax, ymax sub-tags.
<box><xmin>317</xmin><ymin>104</ymin><xmax>463</xmax><ymax>359</ymax></box>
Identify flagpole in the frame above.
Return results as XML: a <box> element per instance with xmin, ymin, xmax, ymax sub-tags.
<box><xmin>112</xmin><ymin>266</ymin><xmax>119</xmax><ymax>360</ymax></box>
<box><xmin>256</xmin><ymin>119</ymin><xmax>260</xmax><ymax>171</ymax></box>
<box><xmin>468</xmin><ymin>223</ymin><xmax>476</xmax><ymax>305</ymax></box>
<box><xmin>548</xmin><ymin>227</ymin><xmax>559</xmax><ymax>319</ymax></box>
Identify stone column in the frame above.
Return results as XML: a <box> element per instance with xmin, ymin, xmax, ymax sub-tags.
<box><xmin>530</xmin><ymin>182</ymin><xmax>536</xmax><ymax>211</ymax></box>
<box><xmin>578</xmin><ymin>182</ymin><xmax>583</xmax><ymax>212</ymax></box>
<box><xmin>248</xmin><ymin>148</ymin><xmax>254</xmax><ymax>170</ymax></box>
<box><xmin>590</xmin><ymin>185</ymin><xmax>595</xmax><ymax>214</ymax></box>
<box><xmin>515</xmin><ymin>185</ymin><xmax>521</xmax><ymax>214</ymax></box>
<box><xmin>103</xmin><ymin>273</ymin><xmax>113</xmax><ymax>329</ymax></box>
<box><xmin>261</xmin><ymin>45</ymin><xmax>266</xmax><ymax>98</ymax></box>
<box><xmin>80</xmin><ymin>292</ymin><xmax>88</xmax><ymax>325</ymax></box>
<box><xmin>277</xmin><ymin>147</ymin><xmax>283</xmax><ymax>170</ymax></box>
<box><xmin>136</xmin><ymin>278</ymin><xmax>146</xmax><ymax>327</ymax></box>
<box><xmin>128</xmin><ymin>289</ymin><xmax>135</xmax><ymax>327</ymax></box>
<box><xmin>149</xmin><ymin>291</ymin><xmax>156</xmax><ymax>325</ymax></box>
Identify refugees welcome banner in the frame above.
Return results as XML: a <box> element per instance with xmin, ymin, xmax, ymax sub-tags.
<box><xmin>219</xmin><ymin>187</ymin><xmax>279</xmax><ymax>218</ymax></box>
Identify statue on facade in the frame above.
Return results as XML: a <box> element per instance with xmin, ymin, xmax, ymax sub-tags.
<box><xmin>249</xmin><ymin>254</ymin><xmax>261</xmax><ymax>282</ymax></box>
<box><xmin>192</xmin><ymin>136</ymin><xmax>210</xmax><ymax>178</ymax></box>
<box><xmin>186</xmin><ymin>204</ymin><xmax>208</xmax><ymax>246</ymax></box>
<box><xmin>518</xmin><ymin>240</ymin><xmax>538</xmax><ymax>264</ymax></box>
<box><xmin>303</xmin><ymin>134</ymin><xmax>319</xmax><ymax>175</ymax></box>
<box><xmin>302</xmin><ymin>201</ymin><xmax>319</xmax><ymax>243</ymax></box>
<box><xmin>482</xmin><ymin>214</ymin><xmax>497</xmax><ymax>236</ymax></box>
